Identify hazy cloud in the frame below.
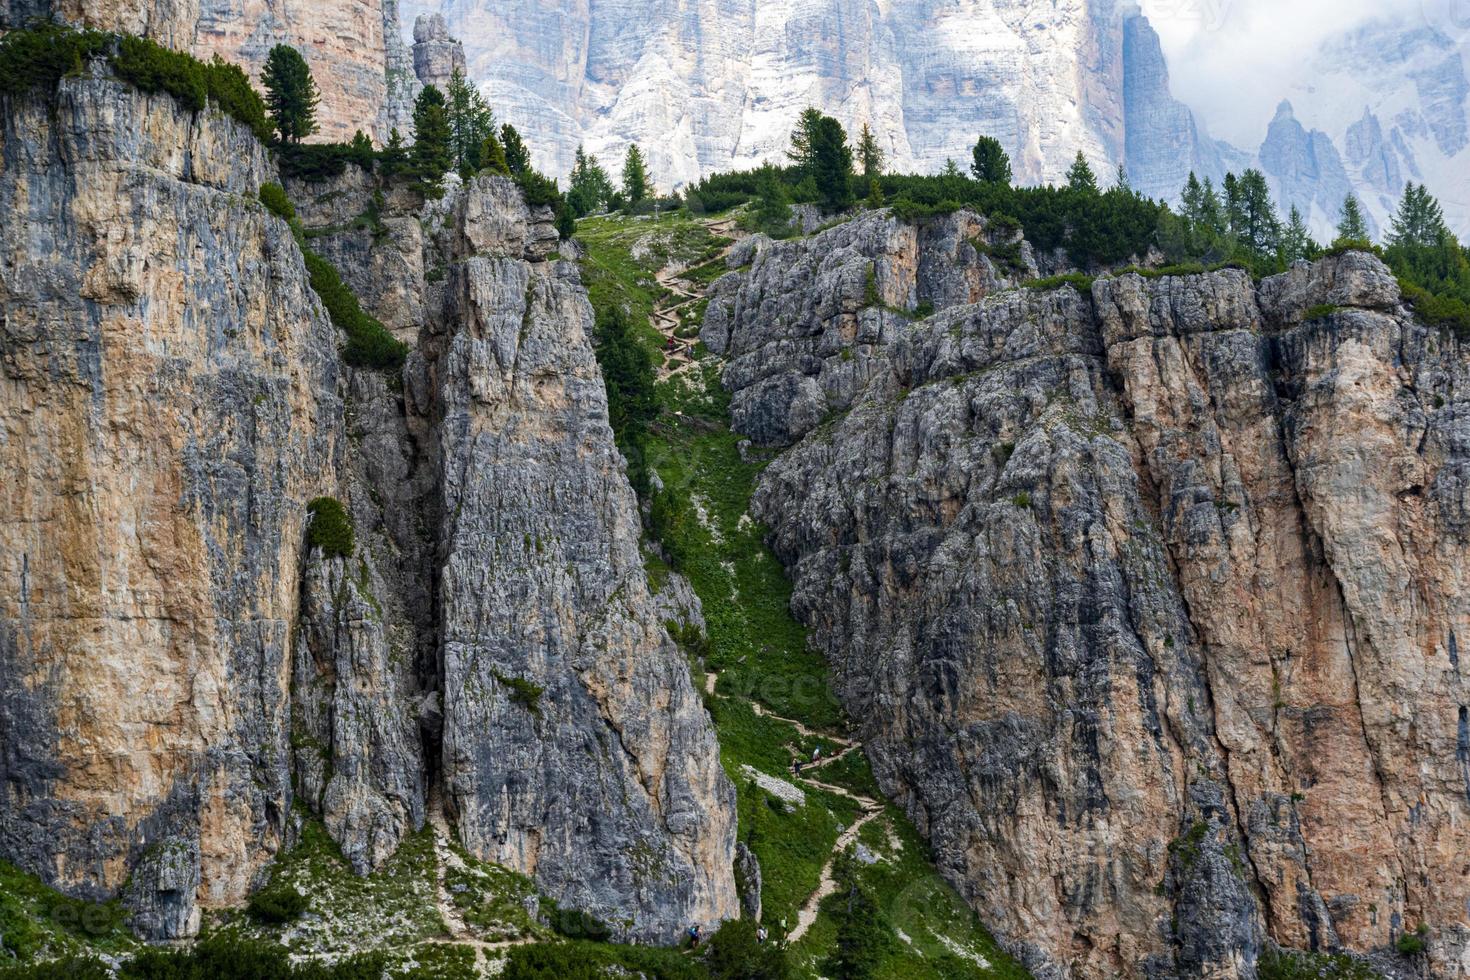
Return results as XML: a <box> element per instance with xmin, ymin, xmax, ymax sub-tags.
<box><xmin>1140</xmin><ymin>0</ymin><xmax>1432</xmax><ymax>145</ymax></box>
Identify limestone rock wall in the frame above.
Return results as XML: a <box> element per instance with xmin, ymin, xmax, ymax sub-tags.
<box><xmin>0</xmin><ymin>74</ymin><xmax>342</xmax><ymax>936</ymax></box>
<box><xmin>711</xmin><ymin>212</ymin><xmax>1470</xmax><ymax>978</ymax></box>
<box><xmin>281</xmin><ymin>170</ymin><xmax>742</xmax><ymax>942</ymax></box>
<box><xmin>422</xmin><ymin>175</ymin><xmax>738</xmax><ymax>944</ymax></box>
<box><xmin>1</xmin><ymin>71</ymin><xmax>738</xmax><ymax>945</ymax></box>
<box><xmin>1</xmin><ymin>0</ymin><xmax>415</xmax><ymax>143</ymax></box>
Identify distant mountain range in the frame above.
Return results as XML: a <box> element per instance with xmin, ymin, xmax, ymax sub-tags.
<box><xmin>401</xmin><ymin>0</ymin><xmax>1469</xmax><ymax>240</ymax></box>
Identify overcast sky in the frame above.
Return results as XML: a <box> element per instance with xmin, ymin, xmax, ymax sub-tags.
<box><xmin>1139</xmin><ymin>0</ymin><xmax>1433</xmax><ymax>145</ymax></box>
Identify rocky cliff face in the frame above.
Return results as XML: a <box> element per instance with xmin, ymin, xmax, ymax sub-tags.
<box><xmin>1</xmin><ymin>0</ymin><xmax>422</xmax><ymax>141</ymax></box>
<box><xmin>0</xmin><ymin>73</ymin><xmax>342</xmax><ymax>937</ymax></box>
<box><xmin>1</xmin><ymin>65</ymin><xmax>737</xmax><ymax>944</ymax></box>
<box><xmin>410</xmin><ymin>0</ymin><xmax>1129</xmax><ymax>190</ymax></box>
<box><xmin>424</xmin><ymin>177</ymin><xmax>740</xmax><ymax>941</ymax></box>
<box><xmin>705</xmin><ymin>211</ymin><xmax>1470</xmax><ymax>978</ymax></box>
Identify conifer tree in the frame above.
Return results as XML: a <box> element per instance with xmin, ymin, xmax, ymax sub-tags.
<box><xmin>1387</xmin><ymin>183</ymin><xmax>1451</xmax><ymax>250</ymax></box>
<box><xmin>865</xmin><ymin>177</ymin><xmax>884</xmax><ymax>209</ymax></box>
<box><xmin>379</xmin><ymin>127</ymin><xmax>409</xmax><ymax>177</ymax></box>
<box><xmin>970</xmin><ymin>135</ymin><xmax>1012</xmax><ymax>185</ymax></box>
<box><xmin>261</xmin><ymin>44</ymin><xmax>319</xmax><ymax>144</ymax></box>
<box><xmin>1236</xmin><ymin>169</ymin><xmax>1282</xmax><ymax>257</ymax></box>
<box><xmin>810</xmin><ymin>115</ymin><xmax>854</xmax><ymax>209</ymax></box>
<box><xmin>500</xmin><ymin>123</ymin><xmax>530</xmax><ymax>175</ymax></box>
<box><xmin>752</xmin><ymin>166</ymin><xmax>792</xmax><ymax>234</ymax></box>
<box><xmin>940</xmin><ymin>158</ymin><xmax>963</xmax><ymax>179</ymax></box>
<box><xmin>568</xmin><ymin>145</ymin><xmax>614</xmax><ymax>216</ymax></box>
<box><xmin>478</xmin><ymin>131</ymin><xmax>509</xmax><ymax>175</ymax></box>
<box><xmin>788</xmin><ymin>107</ymin><xmax>824</xmax><ymax>176</ymax></box>
<box><xmin>621</xmin><ymin>144</ymin><xmax>651</xmax><ymax>204</ymax></box>
<box><xmin>446</xmin><ymin>67</ymin><xmax>495</xmax><ymax>175</ymax></box>
<box><xmin>1335</xmin><ymin>193</ymin><xmax>1371</xmax><ymax>244</ymax></box>
<box><xmin>1198</xmin><ymin>177</ymin><xmax>1226</xmax><ymax>240</ymax></box>
<box><xmin>1280</xmin><ymin>205</ymin><xmax>1314</xmax><ymax>262</ymax></box>
<box><xmin>1066</xmin><ymin>151</ymin><xmax>1098</xmax><ymax>193</ymax></box>
<box><xmin>410</xmin><ymin>84</ymin><xmax>453</xmax><ymax>195</ymax></box>
<box><xmin>857</xmin><ymin>123</ymin><xmax>884</xmax><ymax>180</ymax></box>
<box><xmin>1181</xmin><ymin>172</ymin><xmax>1205</xmax><ymax>223</ymax></box>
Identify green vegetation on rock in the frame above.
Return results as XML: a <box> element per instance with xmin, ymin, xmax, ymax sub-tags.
<box><xmin>0</xmin><ymin>25</ymin><xmax>271</xmax><ymax>143</ymax></box>
<box><xmin>306</xmin><ymin>497</ymin><xmax>355</xmax><ymax>559</ymax></box>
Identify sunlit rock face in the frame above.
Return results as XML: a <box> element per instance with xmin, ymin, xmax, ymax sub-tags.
<box><xmin>404</xmin><ymin>0</ymin><xmax>1131</xmax><ymax>190</ymax></box>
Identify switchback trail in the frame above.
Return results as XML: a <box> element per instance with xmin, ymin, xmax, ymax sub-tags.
<box><xmin>650</xmin><ymin>217</ymin><xmax>744</xmax><ymax>380</ymax></box>
<box><xmin>671</xmin><ymin>215</ymin><xmax>881</xmax><ymax>947</ymax></box>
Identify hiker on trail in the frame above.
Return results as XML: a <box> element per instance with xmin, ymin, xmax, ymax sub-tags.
<box><xmin>757</xmin><ymin>925</ymin><xmax>768</xmax><ymax>944</ymax></box>
<box><xmin>794</xmin><ymin>760</ymin><xmax>803</xmax><ymax>776</ymax></box>
<box><xmin>812</xmin><ymin>746</ymin><xmax>821</xmax><ymax>763</ymax></box>
<box><xmin>688</xmin><ymin>923</ymin><xmax>702</xmax><ymax>948</ymax></box>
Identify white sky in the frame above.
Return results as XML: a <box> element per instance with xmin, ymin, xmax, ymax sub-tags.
<box><xmin>1139</xmin><ymin>0</ymin><xmax>1431</xmax><ymax>146</ymax></box>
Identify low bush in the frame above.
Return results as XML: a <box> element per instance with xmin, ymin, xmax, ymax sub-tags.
<box><xmin>119</xmin><ymin>932</ymin><xmax>382</xmax><ymax>979</ymax></box>
<box><xmin>0</xmin><ymin>24</ymin><xmax>108</xmax><ymax>96</ymax></box>
<box><xmin>1396</xmin><ymin>924</ymin><xmax>1429</xmax><ymax>956</ymax></box>
<box><xmin>492</xmin><ymin>672</ymin><xmax>545</xmax><ymax>717</ymax></box>
<box><xmin>1024</xmin><ymin>273</ymin><xmax>1095</xmax><ymax>293</ymax></box>
<box><xmin>257</xmin><ymin>183</ymin><xmax>295</xmax><ymax>222</ymax></box>
<box><xmin>0</xmin><ymin>26</ymin><xmax>271</xmax><ymax>143</ymax></box>
<box><xmin>0</xmin><ymin>957</ymin><xmax>111</xmax><ymax>979</ymax></box>
<box><xmin>277</xmin><ymin>137</ymin><xmax>376</xmax><ymax>182</ymax></box>
<box><xmin>246</xmin><ymin>883</ymin><xmax>308</xmax><ymax>924</ymax></box>
<box><xmin>502</xmin><ymin>941</ymin><xmax>701</xmax><ymax>980</ymax></box>
<box><xmin>1400</xmin><ymin>280</ymin><xmax>1470</xmax><ymax>337</ymax></box>
<box><xmin>300</xmin><ymin>249</ymin><xmax>408</xmax><ymax>369</ymax></box>
<box><xmin>305</xmin><ymin>497</ymin><xmax>354</xmax><ymax>559</ymax></box>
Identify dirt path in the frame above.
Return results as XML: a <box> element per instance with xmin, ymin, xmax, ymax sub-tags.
<box><xmin>706</xmin><ymin>670</ymin><xmax>882</xmax><ymax>945</ymax></box>
<box><xmin>787</xmin><ymin>806</ymin><xmax>883</xmax><ymax>943</ymax></box>
<box><xmin>649</xmin><ymin>219</ymin><xmax>746</xmax><ymax>381</ymax></box>
<box><xmin>424</xmin><ymin>791</ymin><xmax>533</xmax><ymax>969</ymax></box>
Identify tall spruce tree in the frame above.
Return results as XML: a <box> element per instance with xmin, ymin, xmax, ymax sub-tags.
<box><xmin>1066</xmin><ymin>151</ymin><xmax>1098</xmax><ymax>193</ymax></box>
<box><xmin>788</xmin><ymin>107</ymin><xmax>824</xmax><ymax>176</ymax></box>
<box><xmin>1198</xmin><ymin>177</ymin><xmax>1226</xmax><ymax>241</ymax></box>
<box><xmin>1222</xmin><ymin>172</ymin><xmax>1245</xmax><ymax>237</ymax></box>
<box><xmin>261</xmin><ymin>44</ymin><xmax>319</xmax><ymax>144</ymax></box>
<box><xmin>1236</xmin><ymin>169</ymin><xmax>1282</xmax><ymax>258</ymax></box>
<box><xmin>445</xmin><ymin>67</ymin><xmax>495</xmax><ymax>175</ymax></box>
<box><xmin>1280</xmin><ymin>205</ymin><xmax>1313</xmax><ymax>262</ymax></box>
<box><xmin>970</xmin><ymin>135</ymin><xmax>1012</xmax><ymax>185</ymax></box>
<box><xmin>752</xmin><ymin>165</ymin><xmax>792</xmax><ymax>234</ymax></box>
<box><xmin>568</xmin><ymin>145</ymin><xmax>614</xmax><ymax>217</ymax></box>
<box><xmin>410</xmin><ymin>84</ymin><xmax>453</xmax><ymax>195</ymax></box>
<box><xmin>500</xmin><ymin>123</ymin><xmax>530</xmax><ymax>175</ymax></box>
<box><xmin>1181</xmin><ymin>172</ymin><xmax>1205</xmax><ymax>223</ymax></box>
<box><xmin>857</xmin><ymin>123</ymin><xmax>884</xmax><ymax>180</ymax></box>
<box><xmin>810</xmin><ymin>115</ymin><xmax>854</xmax><ymax>209</ymax></box>
<box><xmin>1387</xmin><ymin>183</ymin><xmax>1451</xmax><ymax>250</ymax></box>
<box><xmin>621</xmin><ymin>144</ymin><xmax>651</xmax><ymax>204</ymax></box>
<box><xmin>1336</xmin><ymin>194</ymin><xmax>1371</xmax><ymax>243</ymax></box>
<box><xmin>478</xmin><ymin>131</ymin><xmax>509</xmax><ymax>175</ymax></box>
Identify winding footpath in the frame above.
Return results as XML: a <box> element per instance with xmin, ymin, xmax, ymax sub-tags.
<box><xmin>650</xmin><ymin>217</ymin><xmax>743</xmax><ymax>380</ymax></box>
<box><xmin>667</xmin><ymin>216</ymin><xmax>884</xmax><ymax>947</ymax></box>
<box><xmin>709</xmin><ymin>669</ymin><xmax>882</xmax><ymax>945</ymax></box>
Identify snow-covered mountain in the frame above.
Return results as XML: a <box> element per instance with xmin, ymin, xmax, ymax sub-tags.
<box><xmin>402</xmin><ymin>0</ymin><xmax>1469</xmax><ymax>239</ymax></box>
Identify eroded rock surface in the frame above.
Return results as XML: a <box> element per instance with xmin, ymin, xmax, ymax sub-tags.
<box><xmin>1</xmin><ymin>74</ymin><xmax>737</xmax><ymax>946</ymax></box>
<box><xmin>0</xmin><ymin>74</ymin><xmax>341</xmax><ymax>936</ymax></box>
<box><xmin>714</xmin><ymin>213</ymin><xmax>1470</xmax><ymax>978</ymax></box>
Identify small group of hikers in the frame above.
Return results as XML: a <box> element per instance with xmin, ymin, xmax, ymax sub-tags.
<box><xmin>688</xmin><ymin>923</ymin><xmax>768</xmax><ymax>948</ymax></box>
<box><xmin>789</xmin><ymin>744</ymin><xmax>822</xmax><ymax>778</ymax></box>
